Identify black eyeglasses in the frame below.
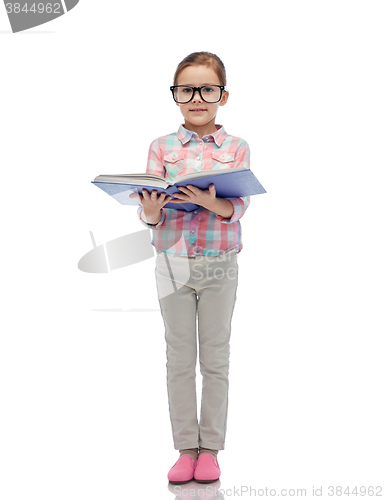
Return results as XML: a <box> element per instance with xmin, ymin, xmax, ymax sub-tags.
<box><xmin>170</xmin><ymin>85</ymin><xmax>226</xmax><ymax>104</ymax></box>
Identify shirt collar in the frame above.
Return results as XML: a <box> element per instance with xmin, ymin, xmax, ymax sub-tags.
<box><xmin>177</xmin><ymin>124</ymin><xmax>227</xmax><ymax>147</ymax></box>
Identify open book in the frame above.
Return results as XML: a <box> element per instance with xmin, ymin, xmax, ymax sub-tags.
<box><xmin>92</xmin><ymin>167</ymin><xmax>266</xmax><ymax>212</ymax></box>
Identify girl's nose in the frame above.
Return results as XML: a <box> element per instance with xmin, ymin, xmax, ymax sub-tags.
<box><xmin>192</xmin><ymin>90</ymin><xmax>202</xmax><ymax>102</ymax></box>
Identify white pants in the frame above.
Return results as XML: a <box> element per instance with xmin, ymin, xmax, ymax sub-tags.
<box><xmin>155</xmin><ymin>248</ymin><xmax>239</xmax><ymax>450</ymax></box>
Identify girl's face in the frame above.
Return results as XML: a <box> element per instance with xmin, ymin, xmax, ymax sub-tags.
<box><xmin>175</xmin><ymin>64</ymin><xmax>229</xmax><ymax>135</ymax></box>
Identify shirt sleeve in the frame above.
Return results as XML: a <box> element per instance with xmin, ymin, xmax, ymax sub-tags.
<box><xmin>137</xmin><ymin>206</ymin><xmax>166</xmax><ymax>229</ymax></box>
<box><xmin>136</xmin><ymin>138</ymin><xmax>167</xmax><ymax>229</ymax></box>
<box><xmin>216</xmin><ymin>141</ymin><xmax>251</xmax><ymax>224</ymax></box>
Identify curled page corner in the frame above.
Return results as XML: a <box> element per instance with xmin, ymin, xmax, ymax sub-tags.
<box><xmin>78</xmin><ymin>229</ymin><xmax>154</xmax><ymax>273</ymax></box>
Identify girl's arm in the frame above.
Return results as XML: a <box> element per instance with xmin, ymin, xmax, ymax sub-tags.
<box><xmin>207</xmin><ymin>197</ymin><xmax>234</xmax><ymax>218</ymax></box>
<box><xmin>173</xmin><ymin>141</ymin><xmax>251</xmax><ymax>222</ymax></box>
<box><xmin>215</xmin><ymin>141</ymin><xmax>251</xmax><ymax>223</ymax></box>
<box><xmin>215</xmin><ymin>196</ymin><xmax>250</xmax><ymax>223</ymax></box>
<box><xmin>136</xmin><ymin>139</ymin><xmax>167</xmax><ymax>229</ymax></box>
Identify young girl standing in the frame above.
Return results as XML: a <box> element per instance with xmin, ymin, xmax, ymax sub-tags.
<box><xmin>130</xmin><ymin>52</ymin><xmax>251</xmax><ymax>484</ymax></box>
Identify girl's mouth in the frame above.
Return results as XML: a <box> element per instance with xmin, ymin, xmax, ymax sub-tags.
<box><xmin>190</xmin><ymin>109</ymin><xmax>207</xmax><ymax>113</ymax></box>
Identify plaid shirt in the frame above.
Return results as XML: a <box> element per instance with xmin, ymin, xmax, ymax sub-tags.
<box><xmin>137</xmin><ymin>124</ymin><xmax>251</xmax><ymax>257</ymax></box>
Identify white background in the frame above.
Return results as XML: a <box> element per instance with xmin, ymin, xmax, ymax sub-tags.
<box><xmin>1</xmin><ymin>1</ymin><xmax>383</xmax><ymax>498</ymax></box>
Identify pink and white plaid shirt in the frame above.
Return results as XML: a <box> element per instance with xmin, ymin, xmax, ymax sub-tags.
<box><xmin>137</xmin><ymin>124</ymin><xmax>251</xmax><ymax>257</ymax></box>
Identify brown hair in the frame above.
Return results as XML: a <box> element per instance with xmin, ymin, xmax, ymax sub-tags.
<box><xmin>173</xmin><ymin>51</ymin><xmax>227</xmax><ymax>86</ymax></box>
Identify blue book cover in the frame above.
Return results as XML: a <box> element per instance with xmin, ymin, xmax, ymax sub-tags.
<box><xmin>92</xmin><ymin>167</ymin><xmax>266</xmax><ymax>212</ymax></box>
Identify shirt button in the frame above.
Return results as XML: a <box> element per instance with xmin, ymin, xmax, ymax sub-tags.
<box><xmin>194</xmin><ymin>211</ymin><xmax>198</xmax><ymax>214</ymax></box>
<box><xmin>196</xmin><ymin>157</ymin><xmax>200</xmax><ymax>161</ymax></box>
<box><xmin>191</xmin><ymin>230</ymin><xmax>195</xmax><ymax>234</ymax></box>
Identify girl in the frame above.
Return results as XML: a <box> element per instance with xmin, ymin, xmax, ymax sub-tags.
<box><xmin>130</xmin><ymin>52</ymin><xmax>251</xmax><ymax>484</ymax></box>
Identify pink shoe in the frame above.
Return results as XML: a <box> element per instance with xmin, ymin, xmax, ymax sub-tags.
<box><xmin>167</xmin><ymin>455</ymin><xmax>197</xmax><ymax>484</ymax></box>
<box><xmin>194</xmin><ymin>453</ymin><xmax>221</xmax><ymax>483</ymax></box>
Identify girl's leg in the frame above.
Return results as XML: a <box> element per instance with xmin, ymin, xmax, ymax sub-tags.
<box><xmin>155</xmin><ymin>254</ymin><xmax>199</xmax><ymax>450</ymax></box>
<box><xmin>193</xmin><ymin>250</ymin><xmax>239</xmax><ymax>450</ymax></box>
<box><xmin>199</xmin><ymin>447</ymin><xmax>218</xmax><ymax>459</ymax></box>
<box><xmin>179</xmin><ymin>448</ymin><xmax>198</xmax><ymax>460</ymax></box>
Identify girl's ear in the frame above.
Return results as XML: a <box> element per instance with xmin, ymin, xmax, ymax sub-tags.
<box><xmin>220</xmin><ymin>90</ymin><xmax>229</xmax><ymax>106</ymax></box>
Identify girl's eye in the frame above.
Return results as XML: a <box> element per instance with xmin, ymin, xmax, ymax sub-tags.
<box><xmin>202</xmin><ymin>86</ymin><xmax>214</xmax><ymax>93</ymax></box>
<box><xmin>182</xmin><ymin>87</ymin><xmax>192</xmax><ymax>93</ymax></box>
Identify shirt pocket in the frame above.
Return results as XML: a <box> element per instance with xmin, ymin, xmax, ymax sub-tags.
<box><xmin>211</xmin><ymin>151</ymin><xmax>235</xmax><ymax>170</ymax></box>
<box><xmin>163</xmin><ymin>152</ymin><xmax>185</xmax><ymax>179</ymax></box>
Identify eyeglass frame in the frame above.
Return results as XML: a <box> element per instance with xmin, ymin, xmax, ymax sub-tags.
<box><xmin>170</xmin><ymin>85</ymin><xmax>226</xmax><ymax>104</ymax></box>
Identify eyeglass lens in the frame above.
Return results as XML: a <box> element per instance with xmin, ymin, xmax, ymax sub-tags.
<box><xmin>173</xmin><ymin>86</ymin><xmax>222</xmax><ymax>103</ymax></box>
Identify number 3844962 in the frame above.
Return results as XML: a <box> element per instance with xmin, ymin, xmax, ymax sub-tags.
<box><xmin>5</xmin><ymin>3</ymin><xmax>62</xmax><ymax>14</ymax></box>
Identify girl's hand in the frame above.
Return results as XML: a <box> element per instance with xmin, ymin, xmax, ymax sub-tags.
<box><xmin>129</xmin><ymin>189</ymin><xmax>173</xmax><ymax>217</ymax></box>
<box><xmin>171</xmin><ymin>184</ymin><xmax>217</xmax><ymax>209</ymax></box>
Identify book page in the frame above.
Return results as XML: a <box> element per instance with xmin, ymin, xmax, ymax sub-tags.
<box><xmin>93</xmin><ymin>174</ymin><xmax>169</xmax><ymax>189</ymax></box>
